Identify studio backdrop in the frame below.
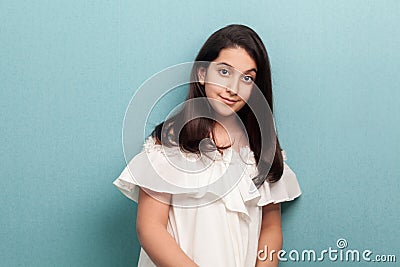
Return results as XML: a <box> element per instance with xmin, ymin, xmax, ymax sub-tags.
<box><xmin>1</xmin><ymin>1</ymin><xmax>399</xmax><ymax>266</ymax></box>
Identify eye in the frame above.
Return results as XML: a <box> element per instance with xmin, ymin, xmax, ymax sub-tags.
<box><xmin>242</xmin><ymin>75</ymin><xmax>254</xmax><ymax>83</ymax></box>
<box><xmin>219</xmin><ymin>68</ymin><xmax>230</xmax><ymax>76</ymax></box>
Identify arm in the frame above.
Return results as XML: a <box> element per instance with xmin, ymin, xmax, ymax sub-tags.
<box><xmin>255</xmin><ymin>203</ymin><xmax>282</xmax><ymax>267</ymax></box>
<box><xmin>136</xmin><ymin>188</ymin><xmax>199</xmax><ymax>267</ymax></box>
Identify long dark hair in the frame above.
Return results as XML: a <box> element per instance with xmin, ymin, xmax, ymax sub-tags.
<box><xmin>151</xmin><ymin>24</ymin><xmax>284</xmax><ymax>186</ymax></box>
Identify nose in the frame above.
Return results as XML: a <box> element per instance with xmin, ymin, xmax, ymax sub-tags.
<box><xmin>226</xmin><ymin>76</ymin><xmax>239</xmax><ymax>95</ymax></box>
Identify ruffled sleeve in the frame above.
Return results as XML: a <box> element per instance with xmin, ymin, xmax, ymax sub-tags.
<box><xmin>112</xmin><ymin>136</ymin><xmax>189</xmax><ymax>203</ymax></box>
<box><xmin>112</xmin><ymin>136</ymin><xmax>239</xmax><ymax>205</ymax></box>
<box><xmin>256</xmin><ymin>150</ymin><xmax>302</xmax><ymax>206</ymax></box>
<box><xmin>113</xmin><ymin>161</ymin><xmax>140</xmax><ymax>202</ymax></box>
<box><xmin>112</xmin><ymin>136</ymin><xmax>181</xmax><ymax>203</ymax></box>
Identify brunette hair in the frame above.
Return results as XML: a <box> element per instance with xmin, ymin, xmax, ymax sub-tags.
<box><xmin>151</xmin><ymin>24</ymin><xmax>284</xmax><ymax>186</ymax></box>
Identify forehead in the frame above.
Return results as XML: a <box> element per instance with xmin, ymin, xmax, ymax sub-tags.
<box><xmin>212</xmin><ymin>47</ymin><xmax>257</xmax><ymax>73</ymax></box>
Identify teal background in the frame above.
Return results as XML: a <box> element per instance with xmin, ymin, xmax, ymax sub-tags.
<box><xmin>1</xmin><ymin>1</ymin><xmax>399</xmax><ymax>266</ymax></box>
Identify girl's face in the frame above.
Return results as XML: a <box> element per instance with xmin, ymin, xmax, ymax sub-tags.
<box><xmin>198</xmin><ymin>47</ymin><xmax>257</xmax><ymax>117</ymax></box>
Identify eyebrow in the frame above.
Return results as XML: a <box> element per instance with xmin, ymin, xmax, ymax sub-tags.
<box><xmin>216</xmin><ymin>62</ymin><xmax>257</xmax><ymax>74</ymax></box>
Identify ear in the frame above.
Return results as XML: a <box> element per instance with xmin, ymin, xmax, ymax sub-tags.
<box><xmin>197</xmin><ymin>67</ymin><xmax>206</xmax><ymax>85</ymax></box>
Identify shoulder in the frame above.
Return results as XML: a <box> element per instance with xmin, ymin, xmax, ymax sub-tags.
<box><xmin>142</xmin><ymin>135</ymin><xmax>162</xmax><ymax>150</ymax></box>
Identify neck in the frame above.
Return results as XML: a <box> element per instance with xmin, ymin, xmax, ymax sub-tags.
<box><xmin>214</xmin><ymin>113</ymin><xmax>241</xmax><ymax>133</ymax></box>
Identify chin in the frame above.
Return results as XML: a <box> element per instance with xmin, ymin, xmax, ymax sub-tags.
<box><xmin>212</xmin><ymin>104</ymin><xmax>238</xmax><ymax>117</ymax></box>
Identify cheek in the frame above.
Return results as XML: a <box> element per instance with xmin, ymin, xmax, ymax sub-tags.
<box><xmin>205</xmin><ymin>83</ymin><xmax>223</xmax><ymax>98</ymax></box>
<box><xmin>237</xmin><ymin>87</ymin><xmax>253</xmax><ymax>102</ymax></box>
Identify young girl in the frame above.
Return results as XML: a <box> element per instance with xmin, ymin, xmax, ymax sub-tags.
<box><xmin>114</xmin><ymin>24</ymin><xmax>301</xmax><ymax>267</ymax></box>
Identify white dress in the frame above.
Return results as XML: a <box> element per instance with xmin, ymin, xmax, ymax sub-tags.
<box><xmin>113</xmin><ymin>136</ymin><xmax>301</xmax><ymax>267</ymax></box>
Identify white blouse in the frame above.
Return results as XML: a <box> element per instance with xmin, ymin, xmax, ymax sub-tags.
<box><xmin>113</xmin><ymin>136</ymin><xmax>301</xmax><ymax>267</ymax></box>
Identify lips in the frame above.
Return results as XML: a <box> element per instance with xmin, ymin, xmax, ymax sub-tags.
<box><xmin>219</xmin><ymin>95</ymin><xmax>238</xmax><ymax>105</ymax></box>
